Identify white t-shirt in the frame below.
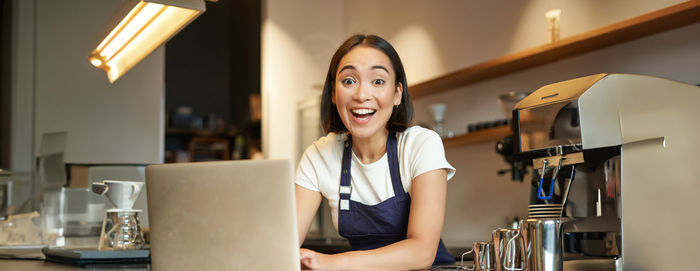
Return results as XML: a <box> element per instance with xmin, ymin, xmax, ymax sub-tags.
<box><xmin>295</xmin><ymin>126</ymin><xmax>456</xmax><ymax>231</ymax></box>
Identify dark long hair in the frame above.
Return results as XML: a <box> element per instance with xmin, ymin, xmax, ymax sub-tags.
<box><xmin>320</xmin><ymin>34</ymin><xmax>413</xmax><ymax>134</ymax></box>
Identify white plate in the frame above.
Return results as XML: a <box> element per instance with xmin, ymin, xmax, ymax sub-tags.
<box><xmin>528</xmin><ymin>204</ymin><xmax>563</xmax><ymax>207</ymax></box>
<box><xmin>528</xmin><ymin>212</ymin><xmax>562</xmax><ymax>215</ymax></box>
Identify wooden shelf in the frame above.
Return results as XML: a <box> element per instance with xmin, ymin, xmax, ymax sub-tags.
<box><xmin>443</xmin><ymin>126</ymin><xmax>511</xmax><ymax>148</ymax></box>
<box><xmin>409</xmin><ymin>1</ymin><xmax>700</xmax><ymax>98</ymax></box>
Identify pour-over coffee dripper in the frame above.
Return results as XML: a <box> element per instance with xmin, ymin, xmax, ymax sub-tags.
<box><xmin>91</xmin><ymin>180</ymin><xmax>143</xmax><ymax>210</ymax></box>
<box><xmin>91</xmin><ymin>180</ymin><xmax>145</xmax><ymax>250</ymax></box>
<box><xmin>428</xmin><ymin>103</ymin><xmax>447</xmax><ymax>138</ymax></box>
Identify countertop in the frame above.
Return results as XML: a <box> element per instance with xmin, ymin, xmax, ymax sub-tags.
<box><xmin>0</xmin><ymin>258</ymin><xmax>618</xmax><ymax>270</ymax></box>
<box><xmin>0</xmin><ymin>259</ymin><xmax>149</xmax><ymax>271</ymax></box>
<box><xmin>0</xmin><ymin>238</ymin><xmax>467</xmax><ymax>270</ymax></box>
<box><xmin>0</xmin><ymin>259</ymin><xmax>467</xmax><ymax>270</ymax></box>
<box><xmin>1</xmin><ymin>238</ymin><xmax>615</xmax><ymax>270</ymax></box>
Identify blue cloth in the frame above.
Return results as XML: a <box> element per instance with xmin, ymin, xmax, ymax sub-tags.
<box><xmin>337</xmin><ymin>132</ymin><xmax>454</xmax><ymax>266</ymax></box>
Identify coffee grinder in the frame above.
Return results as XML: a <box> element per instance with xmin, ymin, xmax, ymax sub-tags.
<box><xmin>91</xmin><ymin>180</ymin><xmax>145</xmax><ymax>250</ymax></box>
<box><xmin>509</xmin><ymin>73</ymin><xmax>700</xmax><ymax>270</ymax></box>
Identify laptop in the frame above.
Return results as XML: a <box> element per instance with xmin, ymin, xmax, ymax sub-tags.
<box><xmin>146</xmin><ymin>159</ymin><xmax>300</xmax><ymax>271</ymax></box>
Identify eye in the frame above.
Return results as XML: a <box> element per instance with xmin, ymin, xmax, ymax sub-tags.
<box><xmin>341</xmin><ymin>78</ymin><xmax>356</xmax><ymax>85</ymax></box>
<box><xmin>372</xmin><ymin>79</ymin><xmax>385</xmax><ymax>85</ymax></box>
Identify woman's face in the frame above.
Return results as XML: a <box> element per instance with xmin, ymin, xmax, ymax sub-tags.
<box><xmin>332</xmin><ymin>45</ymin><xmax>402</xmax><ymax>140</ymax></box>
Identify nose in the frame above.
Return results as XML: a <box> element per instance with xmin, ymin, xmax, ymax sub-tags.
<box><xmin>352</xmin><ymin>82</ymin><xmax>371</xmax><ymax>101</ymax></box>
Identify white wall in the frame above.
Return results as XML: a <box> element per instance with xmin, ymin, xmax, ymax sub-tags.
<box><xmin>261</xmin><ymin>0</ymin><xmax>344</xmax><ymax>162</ymax></box>
<box><xmin>341</xmin><ymin>0</ymin><xmax>699</xmax><ymax>247</ymax></box>
<box><xmin>25</xmin><ymin>0</ymin><xmax>165</xmax><ymax>164</ymax></box>
<box><xmin>343</xmin><ymin>0</ymin><xmax>684</xmax><ymax>85</ymax></box>
<box><xmin>264</xmin><ymin>0</ymin><xmax>700</xmax><ymax>247</ymax></box>
<box><xmin>10</xmin><ymin>0</ymin><xmax>36</xmax><ymax>171</ymax></box>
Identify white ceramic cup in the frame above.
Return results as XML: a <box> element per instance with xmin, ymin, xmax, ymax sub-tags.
<box><xmin>92</xmin><ymin>180</ymin><xmax>144</xmax><ymax>210</ymax></box>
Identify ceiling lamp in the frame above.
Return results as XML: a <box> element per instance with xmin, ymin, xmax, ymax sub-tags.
<box><xmin>89</xmin><ymin>0</ymin><xmax>205</xmax><ymax>83</ymax></box>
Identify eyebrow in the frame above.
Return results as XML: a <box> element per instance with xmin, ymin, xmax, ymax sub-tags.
<box><xmin>371</xmin><ymin>65</ymin><xmax>389</xmax><ymax>73</ymax></box>
<box><xmin>337</xmin><ymin>65</ymin><xmax>390</xmax><ymax>74</ymax></box>
<box><xmin>338</xmin><ymin>65</ymin><xmax>356</xmax><ymax>74</ymax></box>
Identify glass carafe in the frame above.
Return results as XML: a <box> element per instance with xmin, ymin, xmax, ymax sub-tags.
<box><xmin>98</xmin><ymin>210</ymin><xmax>145</xmax><ymax>250</ymax></box>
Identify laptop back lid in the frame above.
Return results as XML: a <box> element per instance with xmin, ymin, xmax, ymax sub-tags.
<box><xmin>146</xmin><ymin>159</ymin><xmax>299</xmax><ymax>271</ymax></box>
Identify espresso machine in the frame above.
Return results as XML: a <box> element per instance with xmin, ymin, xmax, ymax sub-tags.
<box><xmin>509</xmin><ymin>73</ymin><xmax>700</xmax><ymax>270</ymax></box>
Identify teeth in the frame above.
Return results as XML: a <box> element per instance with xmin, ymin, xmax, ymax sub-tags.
<box><xmin>351</xmin><ymin>109</ymin><xmax>376</xmax><ymax>115</ymax></box>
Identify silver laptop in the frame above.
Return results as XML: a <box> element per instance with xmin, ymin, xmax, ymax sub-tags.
<box><xmin>146</xmin><ymin>159</ymin><xmax>300</xmax><ymax>271</ymax></box>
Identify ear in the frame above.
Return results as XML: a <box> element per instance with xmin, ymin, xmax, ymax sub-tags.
<box><xmin>393</xmin><ymin>82</ymin><xmax>403</xmax><ymax>106</ymax></box>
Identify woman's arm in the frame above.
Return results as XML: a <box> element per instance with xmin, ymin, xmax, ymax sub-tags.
<box><xmin>300</xmin><ymin>169</ymin><xmax>448</xmax><ymax>270</ymax></box>
<box><xmin>296</xmin><ymin>184</ymin><xmax>322</xmax><ymax>245</ymax></box>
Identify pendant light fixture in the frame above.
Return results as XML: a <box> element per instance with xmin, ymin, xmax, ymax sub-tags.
<box><xmin>89</xmin><ymin>0</ymin><xmax>205</xmax><ymax>83</ymax></box>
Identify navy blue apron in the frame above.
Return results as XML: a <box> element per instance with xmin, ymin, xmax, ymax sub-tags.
<box><xmin>337</xmin><ymin>132</ymin><xmax>454</xmax><ymax>266</ymax></box>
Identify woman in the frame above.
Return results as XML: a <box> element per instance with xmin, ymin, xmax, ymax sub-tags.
<box><xmin>295</xmin><ymin>34</ymin><xmax>456</xmax><ymax>270</ymax></box>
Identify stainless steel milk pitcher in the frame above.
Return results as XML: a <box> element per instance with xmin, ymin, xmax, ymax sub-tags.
<box><xmin>461</xmin><ymin>241</ymin><xmax>494</xmax><ymax>270</ymax></box>
<box><xmin>505</xmin><ymin>218</ymin><xmax>566</xmax><ymax>271</ymax></box>
<box><xmin>493</xmin><ymin>228</ymin><xmax>523</xmax><ymax>271</ymax></box>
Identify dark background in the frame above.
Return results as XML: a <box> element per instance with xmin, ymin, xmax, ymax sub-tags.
<box><xmin>1</xmin><ymin>0</ymin><xmax>11</xmax><ymax>169</ymax></box>
<box><xmin>165</xmin><ymin>0</ymin><xmax>261</xmax><ymax>131</ymax></box>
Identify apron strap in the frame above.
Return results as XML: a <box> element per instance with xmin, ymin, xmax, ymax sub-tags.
<box><xmin>338</xmin><ymin>131</ymin><xmax>405</xmax><ymax>211</ymax></box>
<box><xmin>339</xmin><ymin>137</ymin><xmax>352</xmax><ymax>211</ymax></box>
<box><xmin>386</xmin><ymin>131</ymin><xmax>405</xmax><ymax>195</ymax></box>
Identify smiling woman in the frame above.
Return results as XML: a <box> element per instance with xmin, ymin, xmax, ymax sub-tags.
<box><xmin>295</xmin><ymin>34</ymin><xmax>456</xmax><ymax>270</ymax></box>
<box><xmin>331</xmin><ymin>46</ymin><xmax>403</xmax><ymax>148</ymax></box>
<box><xmin>321</xmin><ymin>35</ymin><xmax>413</xmax><ymax>138</ymax></box>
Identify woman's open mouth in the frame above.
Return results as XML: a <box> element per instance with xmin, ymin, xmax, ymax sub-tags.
<box><xmin>351</xmin><ymin>108</ymin><xmax>376</xmax><ymax>122</ymax></box>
